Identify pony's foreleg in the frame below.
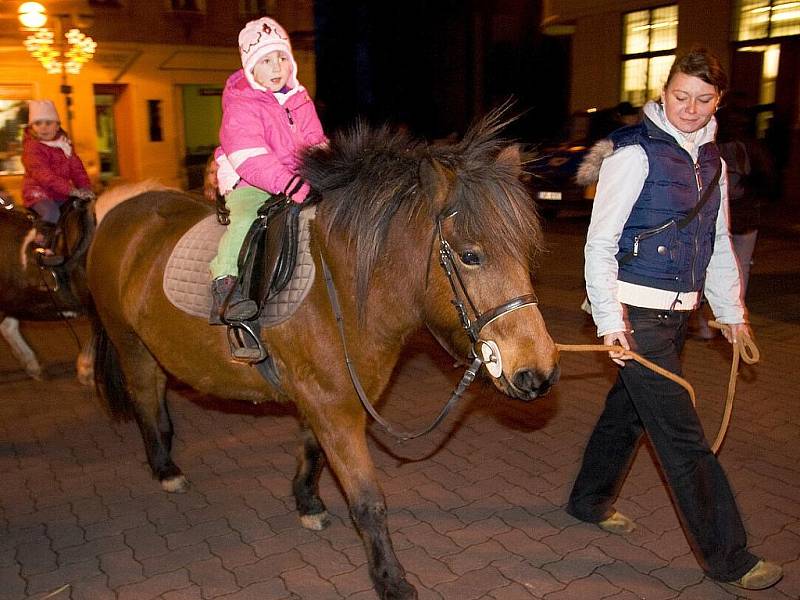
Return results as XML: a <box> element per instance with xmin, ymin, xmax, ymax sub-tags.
<box><xmin>75</xmin><ymin>332</ymin><xmax>96</xmax><ymax>386</ymax></box>
<box><xmin>309</xmin><ymin>410</ymin><xmax>417</xmax><ymax>600</ymax></box>
<box><xmin>293</xmin><ymin>424</ymin><xmax>330</xmax><ymax>531</ymax></box>
<box><xmin>0</xmin><ymin>317</ymin><xmax>44</xmax><ymax>380</ymax></box>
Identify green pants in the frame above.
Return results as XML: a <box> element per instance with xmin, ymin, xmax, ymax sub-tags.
<box><xmin>209</xmin><ymin>187</ymin><xmax>270</xmax><ymax>279</ymax></box>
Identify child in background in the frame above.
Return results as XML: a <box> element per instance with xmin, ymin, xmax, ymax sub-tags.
<box><xmin>210</xmin><ymin>16</ymin><xmax>327</xmax><ymax>341</ymax></box>
<box><xmin>22</xmin><ymin>100</ymin><xmax>93</xmax><ymax>262</ymax></box>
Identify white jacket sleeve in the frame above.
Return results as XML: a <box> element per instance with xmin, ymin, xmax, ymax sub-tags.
<box><xmin>703</xmin><ymin>160</ymin><xmax>746</xmax><ymax>323</ymax></box>
<box><xmin>584</xmin><ymin>145</ymin><xmax>649</xmax><ymax>337</ymax></box>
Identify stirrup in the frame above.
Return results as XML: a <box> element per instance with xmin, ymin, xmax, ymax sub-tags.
<box><xmin>226</xmin><ymin>322</ymin><xmax>266</xmax><ymax>364</ymax></box>
<box><xmin>35</xmin><ymin>248</ymin><xmax>64</xmax><ymax>267</ymax></box>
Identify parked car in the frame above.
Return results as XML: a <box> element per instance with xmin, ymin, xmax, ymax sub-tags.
<box><xmin>525</xmin><ymin>103</ymin><xmax>639</xmax><ymax>218</ymax></box>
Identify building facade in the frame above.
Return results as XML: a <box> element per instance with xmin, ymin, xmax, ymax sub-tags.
<box><xmin>541</xmin><ymin>0</ymin><xmax>800</xmax><ymax>201</ymax></box>
<box><xmin>0</xmin><ymin>0</ymin><xmax>317</xmax><ymax>198</ymax></box>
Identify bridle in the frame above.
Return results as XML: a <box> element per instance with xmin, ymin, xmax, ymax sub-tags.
<box><xmin>321</xmin><ymin>210</ymin><xmax>539</xmax><ymax>441</ymax></box>
<box><xmin>435</xmin><ymin>212</ymin><xmax>538</xmax><ymax>378</ymax></box>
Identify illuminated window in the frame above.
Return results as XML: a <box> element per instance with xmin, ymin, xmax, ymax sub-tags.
<box><xmin>736</xmin><ymin>0</ymin><xmax>800</xmax><ymax>40</ymax></box>
<box><xmin>620</xmin><ymin>5</ymin><xmax>678</xmax><ymax>106</ymax></box>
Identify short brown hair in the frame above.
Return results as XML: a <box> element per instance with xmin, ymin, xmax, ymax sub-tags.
<box><xmin>666</xmin><ymin>48</ymin><xmax>728</xmax><ymax>95</ymax></box>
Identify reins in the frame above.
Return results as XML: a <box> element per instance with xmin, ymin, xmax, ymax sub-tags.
<box><xmin>556</xmin><ymin>320</ymin><xmax>759</xmax><ymax>454</ymax></box>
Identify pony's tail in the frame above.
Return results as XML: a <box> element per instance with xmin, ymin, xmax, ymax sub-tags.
<box><xmin>92</xmin><ymin>318</ymin><xmax>135</xmax><ymax>421</ymax></box>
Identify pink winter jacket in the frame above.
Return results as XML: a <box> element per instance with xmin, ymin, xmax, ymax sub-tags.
<box><xmin>21</xmin><ymin>128</ymin><xmax>91</xmax><ymax>208</ymax></box>
<box><xmin>217</xmin><ymin>69</ymin><xmax>326</xmax><ymax>203</ymax></box>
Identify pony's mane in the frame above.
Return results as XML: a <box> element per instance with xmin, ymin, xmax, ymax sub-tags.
<box><xmin>95</xmin><ymin>180</ymin><xmax>175</xmax><ymax>224</ymax></box>
<box><xmin>301</xmin><ymin>112</ymin><xmax>544</xmax><ymax>308</ymax></box>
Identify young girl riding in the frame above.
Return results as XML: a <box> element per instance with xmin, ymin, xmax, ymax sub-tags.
<box><xmin>210</xmin><ymin>17</ymin><xmax>327</xmax><ymax>333</ymax></box>
<box><xmin>22</xmin><ymin>99</ymin><xmax>93</xmax><ymax>264</ymax></box>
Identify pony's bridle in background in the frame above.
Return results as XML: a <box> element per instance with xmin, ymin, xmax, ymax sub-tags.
<box><xmin>321</xmin><ymin>211</ymin><xmax>538</xmax><ymax>441</ymax></box>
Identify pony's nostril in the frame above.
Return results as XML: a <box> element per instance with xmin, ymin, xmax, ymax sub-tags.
<box><xmin>512</xmin><ymin>365</ymin><xmax>560</xmax><ymax>397</ymax></box>
<box><xmin>512</xmin><ymin>368</ymin><xmax>542</xmax><ymax>393</ymax></box>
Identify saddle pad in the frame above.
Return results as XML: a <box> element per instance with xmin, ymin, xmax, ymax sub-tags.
<box><xmin>163</xmin><ymin>206</ymin><xmax>316</xmax><ymax>327</ymax></box>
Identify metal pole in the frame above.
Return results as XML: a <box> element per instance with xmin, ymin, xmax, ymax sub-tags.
<box><xmin>56</xmin><ymin>14</ymin><xmax>73</xmax><ymax>138</ymax></box>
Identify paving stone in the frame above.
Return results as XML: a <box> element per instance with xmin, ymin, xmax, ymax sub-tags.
<box><xmin>0</xmin><ymin>564</ymin><xmax>26</xmax><ymax>600</ymax></box>
<box><xmin>539</xmin><ymin>523</ymin><xmax>604</xmax><ymax>556</ymax></box>
<box><xmin>232</xmin><ymin>549</ymin><xmax>305</xmax><ymax>587</ymax></box>
<box><xmin>162</xmin><ymin>584</ymin><xmax>205</xmax><ymax>600</ymax></box>
<box><xmin>124</xmin><ymin>524</ymin><xmax>169</xmax><ymax>560</ymax></box>
<box><xmin>187</xmin><ymin>556</ymin><xmax>239</xmax><ymax>598</ymax></box>
<box><xmin>219</xmin><ymin>579</ymin><xmax>295</xmax><ymax>600</ymax></box>
<box><xmin>207</xmin><ymin>533</ymin><xmax>259</xmax><ymax>569</ymax></box>
<box><xmin>597</xmin><ymin>561</ymin><xmax>680</xmax><ymax>600</ymax></box>
<box><xmin>282</xmin><ymin>563</ymin><xmax>343</xmax><ymax>599</ymax></box>
<box><xmin>166</xmin><ymin>519</ymin><xmax>232</xmax><ymax>550</ymax></box>
<box><xmin>25</xmin><ymin>558</ymin><xmax>101</xmax><ymax>596</ymax></box>
<box><xmin>116</xmin><ymin>569</ymin><xmax>192</xmax><ymax>600</ymax></box>
<box><xmin>435</xmin><ymin>565</ymin><xmax>510</xmax><ymax>599</ymax></box>
<box><xmin>141</xmin><ymin>543</ymin><xmax>213</xmax><ymax>577</ymax></box>
<box><xmin>541</xmin><ymin>574</ymin><xmax>620</xmax><ymax>599</ymax></box>
<box><xmin>443</xmin><ymin>539</ymin><xmax>509</xmax><ymax>576</ymax></box>
<box><xmin>446</xmin><ymin>516</ymin><xmax>510</xmax><ymax>549</ymax></box>
<box><xmin>99</xmin><ymin>547</ymin><xmax>144</xmax><ymax>588</ymax></box>
<box><xmin>544</xmin><ymin>545</ymin><xmax>615</xmax><ymax>583</ymax></box>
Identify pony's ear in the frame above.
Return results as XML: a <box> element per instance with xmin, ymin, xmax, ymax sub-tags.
<box><xmin>496</xmin><ymin>144</ymin><xmax>522</xmax><ymax>177</ymax></box>
<box><xmin>419</xmin><ymin>157</ymin><xmax>451</xmax><ymax>212</ymax></box>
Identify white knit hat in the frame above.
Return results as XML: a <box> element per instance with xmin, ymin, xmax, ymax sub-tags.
<box><xmin>238</xmin><ymin>17</ymin><xmax>299</xmax><ymax>91</ymax></box>
<box><xmin>28</xmin><ymin>99</ymin><xmax>60</xmax><ymax>123</ymax></box>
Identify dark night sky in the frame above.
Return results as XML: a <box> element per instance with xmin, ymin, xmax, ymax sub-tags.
<box><xmin>313</xmin><ymin>0</ymin><xmax>570</xmax><ymax>143</ymax></box>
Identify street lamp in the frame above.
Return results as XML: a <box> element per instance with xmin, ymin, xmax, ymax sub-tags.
<box><xmin>18</xmin><ymin>2</ymin><xmax>96</xmax><ymax>138</ymax></box>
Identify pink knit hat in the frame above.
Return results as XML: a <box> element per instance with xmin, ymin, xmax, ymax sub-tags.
<box><xmin>28</xmin><ymin>99</ymin><xmax>60</xmax><ymax>123</ymax></box>
<box><xmin>238</xmin><ymin>17</ymin><xmax>299</xmax><ymax>91</ymax></box>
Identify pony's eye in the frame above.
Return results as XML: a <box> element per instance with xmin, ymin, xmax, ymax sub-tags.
<box><xmin>459</xmin><ymin>250</ymin><xmax>482</xmax><ymax>266</ymax></box>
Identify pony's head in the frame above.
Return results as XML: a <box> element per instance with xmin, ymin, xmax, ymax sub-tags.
<box><xmin>302</xmin><ymin>111</ymin><xmax>560</xmax><ymax>400</ymax></box>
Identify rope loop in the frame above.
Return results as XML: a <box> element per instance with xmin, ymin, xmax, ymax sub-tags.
<box><xmin>556</xmin><ymin>320</ymin><xmax>760</xmax><ymax>454</ymax></box>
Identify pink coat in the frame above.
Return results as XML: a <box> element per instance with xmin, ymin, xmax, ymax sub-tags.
<box><xmin>21</xmin><ymin>128</ymin><xmax>91</xmax><ymax>208</ymax></box>
<box><xmin>218</xmin><ymin>69</ymin><xmax>326</xmax><ymax>202</ymax></box>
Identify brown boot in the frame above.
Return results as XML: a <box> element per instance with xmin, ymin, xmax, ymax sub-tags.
<box><xmin>209</xmin><ymin>276</ymin><xmax>258</xmax><ymax>325</ymax></box>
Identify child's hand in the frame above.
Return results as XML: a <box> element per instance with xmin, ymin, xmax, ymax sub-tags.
<box><xmin>70</xmin><ymin>187</ymin><xmax>95</xmax><ymax>201</ymax></box>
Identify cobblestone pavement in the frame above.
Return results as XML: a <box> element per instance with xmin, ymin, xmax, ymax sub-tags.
<box><xmin>1</xmin><ymin>209</ymin><xmax>798</xmax><ymax>600</ymax></box>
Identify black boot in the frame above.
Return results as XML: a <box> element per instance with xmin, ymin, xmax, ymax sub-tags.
<box><xmin>209</xmin><ymin>275</ymin><xmax>258</xmax><ymax>325</ymax></box>
<box><xmin>34</xmin><ymin>225</ymin><xmax>64</xmax><ymax>266</ymax></box>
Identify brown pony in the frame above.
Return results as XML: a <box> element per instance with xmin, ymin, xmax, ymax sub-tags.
<box><xmin>88</xmin><ymin>116</ymin><xmax>560</xmax><ymax>600</ymax></box>
<box><xmin>0</xmin><ymin>194</ymin><xmax>95</xmax><ymax>382</ymax></box>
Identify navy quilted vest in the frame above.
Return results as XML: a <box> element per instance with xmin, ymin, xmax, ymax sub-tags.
<box><xmin>610</xmin><ymin>116</ymin><xmax>721</xmax><ymax>293</ymax></box>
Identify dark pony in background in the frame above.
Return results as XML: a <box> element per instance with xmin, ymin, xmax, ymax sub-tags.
<box><xmin>0</xmin><ymin>193</ymin><xmax>95</xmax><ymax>382</ymax></box>
<box><xmin>88</xmin><ymin>114</ymin><xmax>560</xmax><ymax>600</ymax></box>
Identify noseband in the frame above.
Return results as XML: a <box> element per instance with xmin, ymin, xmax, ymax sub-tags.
<box><xmin>321</xmin><ymin>210</ymin><xmax>539</xmax><ymax>441</ymax></box>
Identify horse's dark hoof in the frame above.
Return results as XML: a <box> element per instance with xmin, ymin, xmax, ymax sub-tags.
<box><xmin>161</xmin><ymin>475</ymin><xmax>189</xmax><ymax>493</ymax></box>
<box><xmin>300</xmin><ymin>511</ymin><xmax>330</xmax><ymax>531</ymax></box>
<box><xmin>383</xmin><ymin>580</ymin><xmax>417</xmax><ymax>600</ymax></box>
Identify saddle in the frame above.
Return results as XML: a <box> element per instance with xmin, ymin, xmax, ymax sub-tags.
<box><xmin>238</xmin><ymin>193</ymin><xmax>301</xmax><ymax>307</ymax></box>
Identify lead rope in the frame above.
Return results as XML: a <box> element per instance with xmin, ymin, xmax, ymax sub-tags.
<box><xmin>556</xmin><ymin>320</ymin><xmax>759</xmax><ymax>454</ymax></box>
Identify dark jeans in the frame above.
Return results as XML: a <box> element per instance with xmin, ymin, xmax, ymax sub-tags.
<box><xmin>567</xmin><ymin>306</ymin><xmax>758</xmax><ymax>582</ymax></box>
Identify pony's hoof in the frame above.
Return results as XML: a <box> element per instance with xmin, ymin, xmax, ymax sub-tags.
<box><xmin>161</xmin><ymin>475</ymin><xmax>189</xmax><ymax>493</ymax></box>
<box><xmin>26</xmin><ymin>366</ymin><xmax>44</xmax><ymax>381</ymax></box>
<box><xmin>383</xmin><ymin>580</ymin><xmax>417</xmax><ymax>600</ymax></box>
<box><xmin>300</xmin><ymin>512</ymin><xmax>330</xmax><ymax>531</ymax></box>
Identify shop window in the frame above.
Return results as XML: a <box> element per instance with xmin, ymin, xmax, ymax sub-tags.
<box><xmin>620</xmin><ymin>5</ymin><xmax>678</xmax><ymax>106</ymax></box>
<box><xmin>736</xmin><ymin>0</ymin><xmax>800</xmax><ymax>40</ymax></box>
<box><xmin>0</xmin><ymin>85</ymin><xmax>33</xmax><ymax>177</ymax></box>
